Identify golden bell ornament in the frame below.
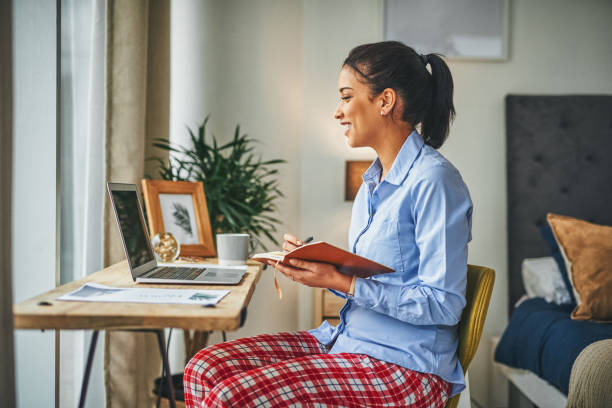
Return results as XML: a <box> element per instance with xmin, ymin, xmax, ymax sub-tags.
<box><xmin>151</xmin><ymin>232</ymin><xmax>180</xmax><ymax>262</ymax></box>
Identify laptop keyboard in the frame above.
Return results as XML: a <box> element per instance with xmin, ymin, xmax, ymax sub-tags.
<box><xmin>147</xmin><ymin>266</ymin><xmax>205</xmax><ymax>280</ymax></box>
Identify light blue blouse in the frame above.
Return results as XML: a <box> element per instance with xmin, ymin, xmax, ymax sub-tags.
<box><xmin>309</xmin><ymin>130</ymin><xmax>472</xmax><ymax>396</ymax></box>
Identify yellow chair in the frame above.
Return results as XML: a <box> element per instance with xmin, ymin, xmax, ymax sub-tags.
<box><xmin>445</xmin><ymin>264</ymin><xmax>495</xmax><ymax>408</ymax></box>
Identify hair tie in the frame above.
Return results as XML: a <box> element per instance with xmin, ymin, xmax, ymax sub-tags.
<box><xmin>419</xmin><ymin>54</ymin><xmax>429</xmax><ymax>66</ymax></box>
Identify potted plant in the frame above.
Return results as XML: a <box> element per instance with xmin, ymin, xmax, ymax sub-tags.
<box><xmin>150</xmin><ymin>116</ymin><xmax>286</xmax><ymax>252</ymax></box>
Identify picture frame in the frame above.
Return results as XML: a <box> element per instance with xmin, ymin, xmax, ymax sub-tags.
<box><xmin>141</xmin><ymin>179</ymin><xmax>216</xmax><ymax>257</ymax></box>
<box><xmin>345</xmin><ymin>161</ymin><xmax>373</xmax><ymax>201</ymax></box>
<box><xmin>384</xmin><ymin>0</ymin><xmax>510</xmax><ymax>61</ymax></box>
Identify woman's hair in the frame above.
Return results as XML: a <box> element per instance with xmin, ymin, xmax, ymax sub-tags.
<box><xmin>343</xmin><ymin>41</ymin><xmax>455</xmax><ymax>149</ymax></box>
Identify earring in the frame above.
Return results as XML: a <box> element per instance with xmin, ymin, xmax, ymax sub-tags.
<box><xmin>380</xmin><ymin>110</ymin><xmax>384</xmax><ymax>116</ymax></box>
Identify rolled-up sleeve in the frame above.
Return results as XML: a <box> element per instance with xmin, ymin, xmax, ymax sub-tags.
<box><xmin>351</xmin><ymin>164</ymin><xmax>472</xmax><ymax>326</ymax></box>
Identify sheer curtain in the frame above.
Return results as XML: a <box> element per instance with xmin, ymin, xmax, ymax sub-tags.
<box><xmin>60</xmin><ymin>0</ymin><xmax>106</xmax><ymax>405</ymax></box>
<box><xmin>61</xmin><ymin>0</ymin><xmax>170</xmax><ymax>405</ymax></box>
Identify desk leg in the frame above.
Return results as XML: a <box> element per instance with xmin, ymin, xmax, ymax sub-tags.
<box><xmin>155</xmin><ymin>330</ymin><xmax>176</xmax><ymax>408</ymax></box>
<box><xmin>78</xmin><ymin>330</ymin><xmax>99</xmax><ymax>408</ymax></box>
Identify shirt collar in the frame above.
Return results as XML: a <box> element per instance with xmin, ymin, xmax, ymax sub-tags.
<box><xmin>362</xmin><ymin>130</ymin><xmax>425</xmax><ymax>186</ymax></box>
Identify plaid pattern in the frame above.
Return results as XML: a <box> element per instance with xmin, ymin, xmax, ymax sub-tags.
<box><xmin>184</xmin><ymin>331</ymin><xmax>450</xmax><ymax>408</ymax></box>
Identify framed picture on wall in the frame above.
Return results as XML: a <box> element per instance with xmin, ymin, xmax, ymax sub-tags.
<box><xmin>141</xmin><ymin>179</ymin><xmax>216</xmax><ymax>257</ymax></box>
<box><xmin>384</xmin><ymin>0</ymin><xmax>510</xmax><ymax>61</ymax></box>
<box><xmin>345</xmin><ymin>161</ymin><xmax>373</xmax><ymax>201</ymax></box>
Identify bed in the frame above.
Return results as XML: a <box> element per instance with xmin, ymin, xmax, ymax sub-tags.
<box><xmin>495</xmin><ymin>94</ymin><xmax>612</xmax><ymax>408</ymax></box>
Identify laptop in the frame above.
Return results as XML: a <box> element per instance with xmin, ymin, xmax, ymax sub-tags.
<box><xmin>107</xmin><ymin>182</ymin><xmax>246</xmax><ymax>284</ymax></box>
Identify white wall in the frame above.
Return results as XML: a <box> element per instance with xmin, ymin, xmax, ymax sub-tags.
<box><xmin>12</xmin><ymin>0</ymin><xmax>57</xmax><ymax>406</ymax></box>
<box><xmin>170</xmin><ymin>0</ymin><xmax>304</xmax><ymax>362</ymax></box>
<box><xmin>300</xmin><ymin>0</ymin><xmax>384</xmax><ymax>328</ymax></box>
<box><xmin>172</xmin><ymin>0</ymin><xmax>612</xmax><ymax>406</ymax></box>
<box><xmin>448</xmin><ymin>1</ymin><xmax>612</xmax><ymax>405</ymax></box>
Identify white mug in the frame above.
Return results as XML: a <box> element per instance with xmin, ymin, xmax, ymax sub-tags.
<box><xmin>216</xmin><ymin>233</ymin><xmax>249</xmax><ymax>266</ymax></box>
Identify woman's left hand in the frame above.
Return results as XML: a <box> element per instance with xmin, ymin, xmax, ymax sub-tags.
<box><xmin>267</xmin><ymin>259</ymin><xmax>352</xmax><ymax>293</ymax></box>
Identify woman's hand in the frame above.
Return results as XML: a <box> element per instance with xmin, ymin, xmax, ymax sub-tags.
<box><xmin>268</xmin><ymin>258</ymin><xmax>352</xmax><ymax>292</ymax></box>
<box><xmin>282</xmin><ymin>233</ymin><xmax>304</xmax><ymax>252</ymax></box>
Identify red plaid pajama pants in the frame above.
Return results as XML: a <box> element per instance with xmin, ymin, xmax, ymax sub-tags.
<box><xmin>183</xmin><ymin>331</ymin><xmax>451</xmax><ymax>408</ymax></box>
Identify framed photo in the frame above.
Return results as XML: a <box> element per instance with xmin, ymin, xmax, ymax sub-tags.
<box><xmin>345</xmin><ymin>161</ymin><xmax>373</xmax><ymax>201</ymax></box>
<box><xmin>384</xmin><ymin>0</ymin><xmax>510</xmax><ymax>61</ymax></box>
<box><xmin>141</xmin><ymin>179</ymin><xmax>216</xmax><ymax>257</ymax></box>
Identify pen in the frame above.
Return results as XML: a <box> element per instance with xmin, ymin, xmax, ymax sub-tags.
<box><xmin>302</xmin><ymin>236</ymin><xmax>314</xmax><ymax>245</ymax></box>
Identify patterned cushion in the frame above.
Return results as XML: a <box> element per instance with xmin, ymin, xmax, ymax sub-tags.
<box><xmin>521</xmin><ymin>257</ymin><xmax>572</xmax><ymax>305</ymax></box>
<box><xmin>547</xmin><ymin>213</ymin><xmax>612</xmax><ymax>321</ymax></box>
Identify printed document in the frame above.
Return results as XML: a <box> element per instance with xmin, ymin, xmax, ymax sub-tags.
<box><xmin>58</xmin><ymin>282</ymin><xmax>229</xmax><ymax>306</ymax></box>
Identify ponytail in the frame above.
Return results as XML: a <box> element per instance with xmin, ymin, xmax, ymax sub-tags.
<box><xmin>420</xmin><ymin>53</ymin><xmax>455</xmax><ymax>149</ymax></box>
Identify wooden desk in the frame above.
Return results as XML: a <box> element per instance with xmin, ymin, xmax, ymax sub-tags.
<box><xmin>14</xmin><ymin>260</ymin><xmax>262</xmax><ymax>331</ymax></box>
<box><xmin>13</xmin><ymin>259</ymin><xmax>263</xmax><ymax>408</ymax></box>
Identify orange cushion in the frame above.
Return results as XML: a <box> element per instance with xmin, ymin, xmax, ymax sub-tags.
<box><xmin>547</xmin><ymin>213</ymin><xmax>612</xmax><ymax>322</ymax></box>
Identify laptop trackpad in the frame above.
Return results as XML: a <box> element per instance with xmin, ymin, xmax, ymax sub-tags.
<box><xmin>194</xmin><ymin>269</ymin><xmax>244</xmax><ymax>283</ymax></box>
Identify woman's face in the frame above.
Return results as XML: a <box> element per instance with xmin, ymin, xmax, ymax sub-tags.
<box><xmin>334</xmin><ymin>66</ymin><xmax>383</xmax><ymax>148</ymax></box>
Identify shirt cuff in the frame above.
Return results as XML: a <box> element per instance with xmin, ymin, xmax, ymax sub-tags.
<box><xmin>352</xmin><ymin>277</ymin><xmax>402</xmax><ymax>319</ymax></box>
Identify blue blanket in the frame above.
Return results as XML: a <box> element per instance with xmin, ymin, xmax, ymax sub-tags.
<box><xmin>494</xmin><ymin>298</ymin><xmax>612</xmax><ymax>394</ymax></box>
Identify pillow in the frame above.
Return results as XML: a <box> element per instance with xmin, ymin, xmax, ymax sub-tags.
<box><xmin>547</xmin><ymin>213</ymin><xmax>612</xmax><ymax>321</ymax></box>
<box><xmin>521</xmin><ymin>256</ymin><xmax>572</xmax><ymax>305</ymax></box>
<box><xmin>540</xmin><ymin>225</ymin><xmax>576</xmax><ymax>305</ymax></box>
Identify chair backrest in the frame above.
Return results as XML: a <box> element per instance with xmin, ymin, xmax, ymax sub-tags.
<box><xmin>445</xmin><ymin>264</ymin><xmax>495</xmax><ymax>408</ymax></box>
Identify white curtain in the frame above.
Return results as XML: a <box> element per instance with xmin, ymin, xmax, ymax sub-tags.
<box><xmin>61</xmin><ymin>0</ymin><xmax>170</xmax><ymax>404</ymax></box>
<box><xmin>60</xmin><ymin>0</ymin><xmax>106</xmax><ymax>405</ymax></box>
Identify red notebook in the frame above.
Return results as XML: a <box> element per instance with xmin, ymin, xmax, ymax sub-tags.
<box><xmin>252</xmin><ymin>241</ymin><xmax>394</xmax><ymax>278</ymax></box>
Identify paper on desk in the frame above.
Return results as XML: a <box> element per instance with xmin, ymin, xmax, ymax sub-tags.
<box><xmin>57</xmin><ymin>282</ymin><xmax>229</xmax><ymax>306</ymax></box>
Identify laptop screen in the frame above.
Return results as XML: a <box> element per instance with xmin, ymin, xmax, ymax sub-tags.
<box><xmin>109</xmin><ymin>189</ymin><xmax>155</xmax><ymax>269</ymax></box>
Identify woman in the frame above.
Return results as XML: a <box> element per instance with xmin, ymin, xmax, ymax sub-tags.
<box><xmin>184</xmin><ymin>41</ymin><xmax>472</xmax><ymax>408</ymax></box>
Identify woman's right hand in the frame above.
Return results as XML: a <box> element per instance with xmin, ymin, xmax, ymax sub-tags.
<box><xmin>282</xmin><ymin>233</ymin><xmax>303</xmax><ymax>252</ymax></box>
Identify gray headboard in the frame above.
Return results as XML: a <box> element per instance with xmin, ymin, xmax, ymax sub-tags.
<box><xmin>506</xmin><ymin>94</ymin><xmax>612</xmax><ymax>311</ymax></box>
